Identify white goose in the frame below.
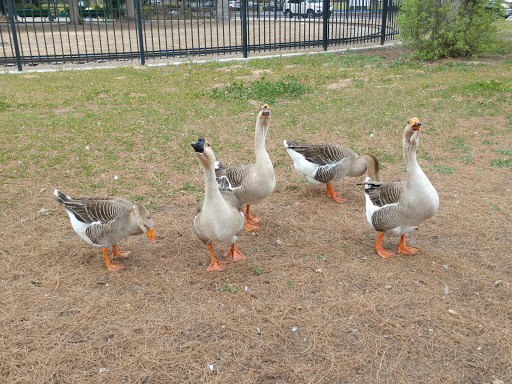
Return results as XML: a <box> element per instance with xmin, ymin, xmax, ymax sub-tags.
<box><xmin>215</xmin><ymin>104</ymin><xmax>276</xmax><ymax>231</ymax></box>
<box><xmin>284</xmin><ymin>140</ymin><xmax>382</xmax><ymax>203</ymax></box>
<box><xmin>54</xmin><ymin>190</ymin><xmax>156</xmax><ymax>271</ymax></box>
<box><xmin>191</xmin><ymin>138</ymin><xmax>246</xmax><ymax>272</ymax></box>
<box><xmin>362</xmin><ymin>118</ymin><xmax>439</xmax><ymax>258</ymax></box>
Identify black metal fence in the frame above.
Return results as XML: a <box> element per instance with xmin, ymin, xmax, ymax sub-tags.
<box><xmin>0</xmin><ymin>0</ymin><xmax>400</xmax><ymax>71</ymax></box>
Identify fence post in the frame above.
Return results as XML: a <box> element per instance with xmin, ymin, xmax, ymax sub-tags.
<box><xmin>6</xmin><ymin>0</ymin><xmax>22</xmax><ymax>71</ymax></box>
<box><xmin>322</xmin><ymin>0</ymin><xmax>329</xmax><ymax>51</ymax></box>
<box><xmin>134</xmin><ymin>0</ymin><xmax>145</xmax><ymax>65</ymax></box>
<box><xmin>241</xmin><ymin>0</ymin><xmax>248</xmax><ymax>58</ymax></box>
<box><xmin>380</xmin><ymin>0</ymin><xmax>389</xmax><ymax>45</ymax></box>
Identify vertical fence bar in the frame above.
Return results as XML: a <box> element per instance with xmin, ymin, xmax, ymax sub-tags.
<box><xmin>6</xmin><ymin>0</ymin><xmax>22</xmax><ymax>71</ymax></box>
<box><xmin>241</xmin><ymin>0</ymin><xmax>247</xmax><ymax>58</ymax></box>
<box><xmin>322</xmin><ymin>0</ymin><xmax>329</xmax><ymax>50</ymax></box>
<box><xmin>135</xmin><ymin>0</ymin><xmax>145</xmax><ymax>64</ymax></box>
<box><xmin>380</xmin><ymin>0</ymin><xmax>388</xmax><ymax>45</ymax></box>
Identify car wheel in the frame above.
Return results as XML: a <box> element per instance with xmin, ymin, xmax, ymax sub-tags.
<box><xmin>306</xmin><ymin>9</ymin><xmax>314</xmax><ymax>18</ymax></box>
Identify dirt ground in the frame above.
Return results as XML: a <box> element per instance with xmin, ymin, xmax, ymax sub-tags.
<box><xmin>1</xmin><ymin>47</ymin><xmax>512</xmax><ymax>383</ymax></box>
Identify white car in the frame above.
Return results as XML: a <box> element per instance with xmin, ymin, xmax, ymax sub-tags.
<box><xmin>229</xmin><ymin>0</ymin><xmax>241</xmax><ymax>9</ymax></box>
<box><xmin>283</xmin><ymin>0</ymin><xmax>332</xmax><ymax>18</ymax></box>
<box><xmin>501</xmin><ymin>0</ymin><xmax>512</xmax><ymax>17</ymax></box>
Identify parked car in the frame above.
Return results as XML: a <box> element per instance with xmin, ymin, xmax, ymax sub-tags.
<box><xmin>500</xmin><ymin>0</ymin><xmax>512</xmax><ymax>17</ymax></box>
<box><xmin>283</xmin><ymin>0</ymin><xmax>332</xmax><ymax>18</ymax></box>
<box><xmin>263</xmin><ymin>1</ymin><xmax>282</xmax><ymax>11</ymax></box>
<box><xmin>202</xmin><ymin>0</ymin><xmax>217</xmax><ymax>7</ymax></box>
<box><xmin>487</xmin><ymin>0</ymin><xmax>512</xmax><ymax>17</ymax></box>
<box><xmin>229</xmin><ymin>0</ymin><xmax>241</xmax><ymax>9</ymax></box>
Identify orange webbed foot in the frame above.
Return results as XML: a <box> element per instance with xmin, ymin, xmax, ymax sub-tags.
<box><xmin>246</xmin><ymin>216</ymin><xmax>262</xmax><ymax>224</ymax></box>
<box><xmin>398</xmin><ymin>245</ymin><xmax>419</xmax><ymax>255</ymax></box>
<box><xmin>112</xmin><ymin>244</ymin><xmax>131</xmax><ymax>259</ymax></box>
<box><xmin>207</xmin><ymin>259</ymin><xmax>227</xmax><ymax>272</ymax></box>
<box><xmin>376</xmin><ymin>247</ymin><xmax>395</xmax><ymax>258</ymax></box>
<box><xmin>102</xmin><ymin>247</ymin><xmax>125</xmax><ymax>271</ymax></box>
<box><xmin>374</xmin><ymin>232</ymin><xmax>394</xmax><ymax>258</ymax></box>
<box><xmin>397</xmin><ymin>235</ymin><xmax>419</xmax><ymax>255</ymax></box>
<box><xmin>206</xmin><ymin>243</ymin><xmax>227</xmax><ymax>272</ymax></box>
<box><xmin>106</xmin><ymin>262</ymin><xmax>125</xmax><ymax>271</ymax></box>
<box><xmin>244</xmin><ymin>205</ymin><xmax>262</xmax><ymax>225</ymax></box>
<box><xmin>245</xmin><ymin>222</ymin><xmax>260</xmax><ymax>231</ymax></box>
<box><xmin>224</xmin><ymin>243</ymin><xmax>246</xmax><ymax>262</ymax></box>
<box><xmin>326</xmin><ymin>184</ymin><xmax>347</xmax><ymax>203</ymax></box>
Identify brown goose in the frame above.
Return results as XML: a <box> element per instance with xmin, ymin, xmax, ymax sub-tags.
<box><xmin>362</xmin><ymin>118</ymin><xmax>439</xmax><ymax>258</ymax></box>
<box><xmin>192</xmin><ymin>138</ymin><xmax>246</xmax><ymax>271</ymax></box>
<box><xmin>283</xmin><ymin>140</ymin><xmax>382</xmax><ymax>202</ymax></box>
<box><xmin>215</xmin><ymin>104</ymin><xmax>276</xmax><ymax>231</ymax></box>
<box><xmin>54</xmin><ymin>190</ymin><xmax>156</xmax><ymax>271</ymax></box>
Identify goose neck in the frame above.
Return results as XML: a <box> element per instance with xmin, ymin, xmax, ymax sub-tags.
<box><xmin>203</xmin><ymin>165</ymin><xmax>222</xmax><ymax>197</ymax></box>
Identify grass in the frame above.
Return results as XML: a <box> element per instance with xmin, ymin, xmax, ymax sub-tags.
<box><xmin>1</xmin><ymin>39</ymin><xmax>511</xmax><ymax>203</ymax></box>
<box><xmin>209</xmin><ymin>76</ymin><xmax>307</xmax><ymax>104</ymax></box>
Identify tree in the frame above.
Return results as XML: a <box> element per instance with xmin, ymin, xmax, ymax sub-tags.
<box><xmin>397</xmin><ymin>0</ymin><xmax>500</xmax><ymax>60</ymax></box>
<box><xmin>127</xmin><ymin>0</ymin><xmax>137</xmax><ymax>19</ymax></box>
<box><xmin>218</xmin><ymin>0</ymin><xmax>229</xmax><ymax>20</ymax></box>
<box><xmin>68</xmin><ymin>0</ymin><xmax>83</xmax><ymax>25</ymax></box>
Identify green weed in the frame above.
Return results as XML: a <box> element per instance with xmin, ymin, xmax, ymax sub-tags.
<box><xmin>489</xmin><ymin>158</ymin><xmax>512</xmax><ymax>168</ymax></box>
<box><xmin>220</xmin><ymin>283</ymin><xmax>237</xmax><ymax>293</ymax></box>
<box><xmin>209</xmin><ymin>76</ymin><xmax>306</xmax><ymax>103</ymax></box>
<box><xmin>181</xmin><ymin>181</ymin><xmax>204</xmax><ymax>193</ymax></box>
<box><xmin>430</xmin><ymin>164</ymin><xmax>455</xmax><ymax>174</ymax></box>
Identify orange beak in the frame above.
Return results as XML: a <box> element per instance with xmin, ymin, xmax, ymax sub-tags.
<box><xmin>146</xmin><ymin>228</ymin><xmax>156</xmax><ymax>243</ymax></box>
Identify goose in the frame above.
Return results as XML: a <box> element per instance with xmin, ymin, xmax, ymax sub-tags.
<box><xmin>191</xmin><ymin>138</ymin><xmax>246</xmax><ymax>272</ymax></box>
<box><xmin>54</xmin><ymin>189</ymin><xmax>156</xmax><ymax>271</ymax></box>
<box><xmin>215</xmin><ymin>104</ymin><xmax>276</xmax><ymax>231</ymax></box>
<box><xmin>362</xmin><ymin>118</ymin><xmax>439</xmax><ymax>258</ymax></box>
<box><xmin>283</xmin><ymin>140</ymin><xmax>382</xmax><ymax>203</ymax></box>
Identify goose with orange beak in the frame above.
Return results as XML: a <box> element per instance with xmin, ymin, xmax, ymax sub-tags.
<box><xmin>361</xmin><ymin>118</ymin><xmax>439</xmax><ymax>258</ymax></box>
<box><xmin>54</xmin><ymin>189</ymin><xmax>156</xmax><ymax>271</ymax></box>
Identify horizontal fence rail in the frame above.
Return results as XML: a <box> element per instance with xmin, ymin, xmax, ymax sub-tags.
<box><xmin>0</xmin><ymin>0</ymin><xmax>400</xmax><ymax>70</ymax></box>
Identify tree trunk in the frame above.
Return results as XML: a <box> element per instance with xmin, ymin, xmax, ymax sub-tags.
<box><xmin>127</xmin><ymin>0</ymin><xmax>137</xmax><ymax>19</ymax></box>
<box><xmin>68</xmin><ymin>0</ymin><xmax>83</xmax><ymax>25</ymax></box>
<box><xmin>219</xmin><ymin>0</ymin><xmax>229</xmax><ymax>20</ymax></box>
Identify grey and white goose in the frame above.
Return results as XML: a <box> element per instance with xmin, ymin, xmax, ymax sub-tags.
<box><xmin>284</xmin><ymin>140</ymin><xmax>382</xmax><ymax>203</ymax></box>
<box><xmin>362</xmin><ymin>118</ymin><xmax>439</xmax><ymax>258</ymax></box>
<box><xmin>54</xmin><ymin>190</ymin><xmax>156</xmax><ymax>271</ymax></box>
<box><xmin>215</xmin><ymin>104</ymin><xmax>276</xmax><ymax>231</ymax></box>
<box><xmin>191</xmin><ymin>138</ymin><xmax>246</xmax><ymax>272</ymax></box>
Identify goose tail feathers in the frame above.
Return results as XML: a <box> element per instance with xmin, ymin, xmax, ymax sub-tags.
<box><xmin>54</xmin><ymin>189</ymin><xmax>71</xmax><ymax>205</ymax></box>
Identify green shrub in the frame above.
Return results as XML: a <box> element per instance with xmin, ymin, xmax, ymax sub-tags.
<box><xmin>398</xmin><ymin>0</ymin><xmax>501</xmax><ymax>60</ymax></box>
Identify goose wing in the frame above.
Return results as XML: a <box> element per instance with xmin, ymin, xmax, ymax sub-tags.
<box><xmin>54</xmin><ymin>190</ymin><xmax>131</xmax><ymax>224</ymax></box>
<box><xmin>362</xmin><ymin>179</ymin><xmax>406</xmax><ymax>232</ymax></box>
<box><xmin>285</xmin><ymin>142</ymin><xmax>353</xmax><ymax>165</ymax></box>
<box><xmin>215</xmin><ymin>162</ymin><xmax>253</xmax><ymax>191</ymax></box>
<box><xmin>364</xmin><ymin>179</ymin><xmax>405</xmax><ymax>207</ymax></box>
<box><xmin>285</xmin><ymin>141</ymin><xmax>355</xmax><ymax>183</ymax></box>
